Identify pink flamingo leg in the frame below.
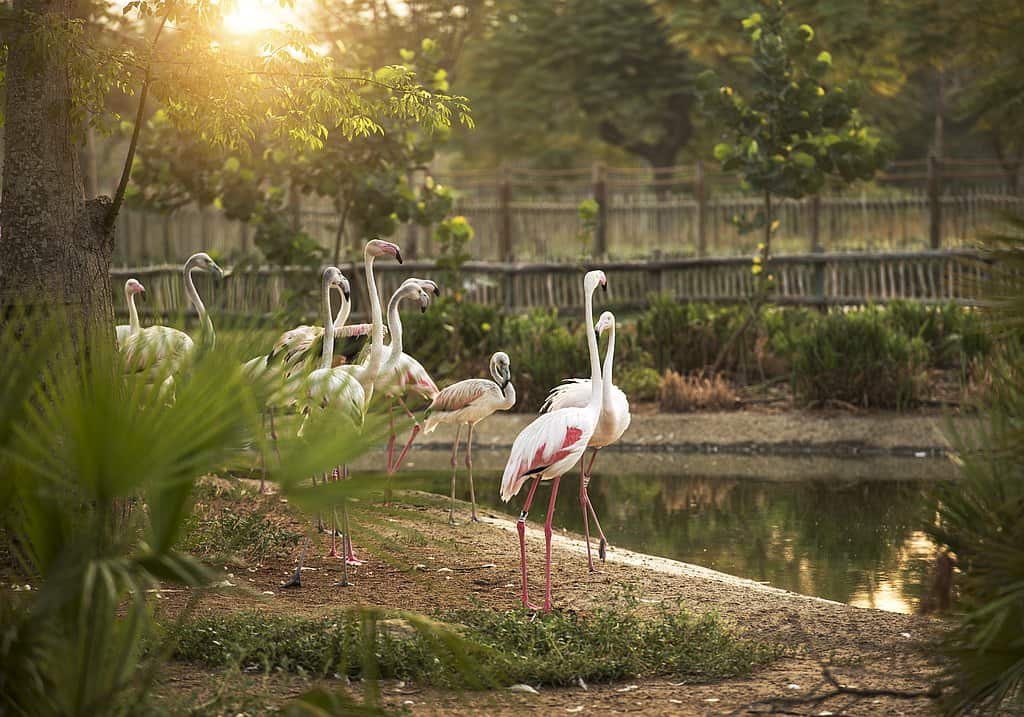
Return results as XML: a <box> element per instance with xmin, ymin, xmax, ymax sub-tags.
<box><xmin>384</xmin><ymin>402</ymin><xmax>397</xmax><ymax>505</ymax></box>
<box><xmin>448</xmin><ymin>424</ymin><xmax>462</xmax><ymax>524</ymax></box>
<box><xmin>327</xmin><ymin>502</ymin><xmax>340</xmax><ymax>558</ymax></box>
<box><xmin>466</xmin><ymin>423</ymin><xmax>479</xmax><ymax>522</ymax></box>
<box><xmin>342</xmin><ymin>500</ymin><xmax>363</xmax><ymax>566</ymax></box>
<box><xmin>582</xmin><ymin>450</ymin><xmax>609</xmax><ymax>560</ymax></box>
<box><xmin>258</xmin><ymin>412</ymin><xmax>268</xmax><ymax>494</ymax></box>
<box><xmin>389</xmin><ymin>396</ymin><xmax>421</xmax><ymax>473</ymax></box>
<box><xmin>543</xmin><ymin>475</ymin><xmax>562</xmax><ymax>612</ymax></box>
<box><xmin>517</xmin><ymin>477</ymin><xmax>542</xmax><ymax>610</ymax></box>
<box><xmin>580</xmin><ymin>458</ymin><xmax>595</xmax><ymax>572</ymax></box>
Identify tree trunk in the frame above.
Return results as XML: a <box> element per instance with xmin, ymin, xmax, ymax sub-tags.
<box><xmin>0</xmin><ymin>0</ymin><xmax>115</xmax><ymax>338</ymax></box>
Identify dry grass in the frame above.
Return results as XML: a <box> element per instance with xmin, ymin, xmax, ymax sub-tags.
<box><xmin>658</xmin><ymin>370</ymin><xmax>739</xmax><ymax>412</ymax></box>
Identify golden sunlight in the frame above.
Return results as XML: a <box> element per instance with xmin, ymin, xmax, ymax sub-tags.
<box><xmin>221</xmin><ymin>0</ymin><xmax>295</xmax><ymax>34</ymax></box>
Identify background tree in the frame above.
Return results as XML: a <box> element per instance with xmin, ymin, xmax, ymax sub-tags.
<box><xmin>0</xmin><ymin>0</ymin><xmax>470</xmax><ymax>335</ymax></box>
<box><xmin>457</xmin><ymin>0</ymin><xmax>696</xmax><ymax>170</ymax></box>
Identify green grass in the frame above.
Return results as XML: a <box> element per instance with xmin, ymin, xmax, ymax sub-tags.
<box><xmin>178</xmin><ymin>508</ymin><xmax>300</xmax><ymax>565</ymax></box>
<box><xmin>172</xmin><ymin>605</ymin><xmax>782</xmax><ymax>689</ymax></box>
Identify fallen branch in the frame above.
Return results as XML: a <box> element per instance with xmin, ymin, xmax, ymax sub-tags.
<box><xmin>741</xmin><ymin>666</ymin><xmax>943</xmax><ymax>715</ymax></box>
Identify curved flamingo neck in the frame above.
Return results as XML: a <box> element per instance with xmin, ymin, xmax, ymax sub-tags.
<box><xmin>126</xmin><ymin>285</ymin><xmax>140</xmax><ymax>334</ymax></box>
<box><xmin>319</xmin><ymin>276</ymin><xmax>336</xmax><ymax>371</ymax></box>
<box><xmin>363</xmin><ymin>251</ymin><xmax>385</xmax><ymax>379</ymax></box>
<box><xmin>184</xmin><ymin>258</ymin><xmax>213</xmax><ymax>346</ymax></box>
<box><xmin>584</xmin><ymin>283</ymin><xmax>602</xmax><ymax>408</ymax></box>
<box><xmin>601</xmin><ymin>324</ymin><xmax>615</xmax><ymax>409</ymax></box>
<box><xmin>332</xmin><ymin>287</ymin><xmax>351</xmax><ymax>334</ymax></box>
<box><xmin>382</xmin><ymin>288</ymin><xmax>408</xmax><ymax>374</ymax></box>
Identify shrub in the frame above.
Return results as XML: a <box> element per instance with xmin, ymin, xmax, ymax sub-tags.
<box><xmin>638</xmin><ymin>297</ymin><xmax>752</xmax><ymax>374</ymax></box>
<box><xmin>619</xmin><ymin>367</ymin><xmax>662</xmax><ymax>402</ymax></box>
<box><xmin>791</xmin><ymin>308</ymin><xmax>928</xmax><ymax>409</ymax></box>
<box><xmin>499</xmin><ymin>309</ymin><xmax>586</xmax><ymax>411</ymax></box>
<box><xmin>885</xmin><ymin>300</ymin><xmax>992</xmax><ymax>369</ymax></box>
<box><xmin>658</xmin><ymin>370</ymin><xmax>738</xmax><ymax>412</ymax></box>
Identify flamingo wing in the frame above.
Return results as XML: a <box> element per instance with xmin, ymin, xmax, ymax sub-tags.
<box><xmin>427</xmin><ymin>378</ymin><xmax>494</xmax><ymax>413</ymax></box>
<box><xmin>123</xmin><ymin>325</ymin><xmax>193</xmax><ymax>379</ymax></box>
<box><xmin>394</xmin><ymin>353</ymin><xmax>439</xmax><ymax>401</ymax></box>
<box><xmin>500</xmin><ymin>408</ymin><xmax>593</xmax><ymax>502</ymax></box>
<box><xmin>540</xmin><ymin>378</ymin><xmax>591</xmax><ymax>413</ymax></box>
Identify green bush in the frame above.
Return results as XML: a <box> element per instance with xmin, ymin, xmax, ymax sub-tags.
<box><xmin>885</xmin><ymin>300</ymin><xmax>992</xmax><ymax>369</ymax></box>
<box><xmin>500</xmin><ymin>309</ymin><xmax>587</xmax><ymax>411</ymax></box>
<box><xmin>619</xmin><ymin>366</ymin><xmax>662</xmax><ymax>402</ymax></box>
<box><xmin>791</xmin><ymin>307</ymin><xmax>928</xmax><ymax>408</ymax></box>
<box><xmin>637</xmin><ymin>296</ymin><xmax>751</xmax><ymax>373</ymax></box>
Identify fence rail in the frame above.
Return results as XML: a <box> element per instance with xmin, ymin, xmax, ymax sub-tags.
<box><xmin>112</xmin><ymin>157</ymin><xmax>1023</xmax><ymax>265</ymax></box>
<box><xmin>111</xmin><ymin>250</ymin><xmax>988</xmax><ymax>323</ymax></box>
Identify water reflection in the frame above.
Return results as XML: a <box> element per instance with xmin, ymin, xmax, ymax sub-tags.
<box><xmin>395</xmin><ymin>471</ymin><xmax>940</xmax><ymax>614</ymax></box>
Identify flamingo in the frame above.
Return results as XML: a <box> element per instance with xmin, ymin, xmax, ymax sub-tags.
<box><xmin>541</xmin><ymin>287</ymin><xmax>630</xmax><ymax>572</ymax></box>
<box><xmin>115</xmin><ymin>278</ymin><xmax>146</xmax><ymax>349</ymax></box>
<box><xmin>501</xmin><ymin>270</ymin><xmax>607</xmax><ymax>611</ymax></box>
<box><xmin>424</xmin><ymin>351</ymin><xmax>515</xmax><ymax>524</ymax></box>
<box><xmin>122</xmin><ymin>252</ymin><xmax>223</xmax><ymax>389</ymax></box>
<box><xmin>374</xmin><ymin>278</ymin><xmax>441</xmax><ymax>502</ymax></box>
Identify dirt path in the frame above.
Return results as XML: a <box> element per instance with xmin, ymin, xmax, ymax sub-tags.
<box><xmin>162</xmin><ymin>488</ymin><xmax>950</xmax><ymax>716</ymax></box>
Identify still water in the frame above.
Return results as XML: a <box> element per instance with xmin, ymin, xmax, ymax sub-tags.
<box><xmin>395</xmin><ymin>469</ymin><xmax>940</xmax><ymax>614</ymax></box>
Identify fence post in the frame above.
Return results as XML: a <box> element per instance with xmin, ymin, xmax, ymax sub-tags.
<box><xmin>928</xmin><ymin>153</ymin><xmax>942</xmax><ymax>249</ymax></box>
<box><xmin>499</xmin><ymin>164</ymin><xmax>513</xmax><ymax>262</ymax></box>
<box><xmin>592</xmin><ymin>161</ymin><xmax>608</xmax><ymax>258</ymax></box>
<box><xmin>695</xmin><ymin>160</ymin><xmax>707</xmax><ymax>257</ymax></box>
<box><xmin>810</xmin><ymin>193</ymin><xmax>825</xmax><ymax>307</ymax></box>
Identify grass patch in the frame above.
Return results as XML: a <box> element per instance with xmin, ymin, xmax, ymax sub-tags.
<box><xmin>179</xmin><ymin>508</ymin><xmax>300</xmax><ymax>565</ymax></box>
<box><xmin>173</xmin><ymin>605</ymin><xmax>781</xmax><ymax>688</ymax></box>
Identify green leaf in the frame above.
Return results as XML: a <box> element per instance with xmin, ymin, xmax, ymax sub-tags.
<box><xmin>713</xmin><ymin>143</ymin><xmax>733</xmax><ymax>161</ymax></box>
<box><xmin>792</xmin><ymin>151</ymin><xmax>816</xmax><ymax>168</ymax></box>
<box><xmin>817</xmin><ymin>51</ymin><xmax>832</xmax><ymax>65</ymax></box>
<box><xmin>741</xmin><ymin>12</ymin><xmax>762</xmax><ymax>29</ymax></box>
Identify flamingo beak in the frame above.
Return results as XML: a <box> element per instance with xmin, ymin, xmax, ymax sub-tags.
<box><xmin>394</xmin><ymin>248</ymin><xmax>404</xmax><ymax>264</ymax></box>
<box><xmin>341</xmin><ymin>284</ymin><xmax>351</xmax><ymax>301</ymax></box>
<box><xmin>210</xmin><ymin>261</ymin><xmax>225</xmax><ymax>280</ymax></box>
<box><xmin>433</xmin><ymin>284</ymin><xmax>441</xmax><ymax>296</ymax></box>
<box><xmin>601</xmin><ymin>281</ymin><xmax>607</xmax><ymax>293</ymax></box>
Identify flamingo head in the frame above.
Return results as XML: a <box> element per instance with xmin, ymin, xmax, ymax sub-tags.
<box><xmin>365</xmin><ymin>239</ymin><xmax>403</xmax><ymax>264</ymax></box>
<box><xmin>595</xmin><ymin>310</ymin><xmax>615</xmax><ymax>335</ymax></box>
<box><xmin>490</xmin><ymin>351</ymin><xmax>512</xmax><ymax>390</ymax></box>
<box><xmin>188</xmin><ymin>252</ymin><xmax>224</xmax><ymax>280</ymax></box>
<box><xmin>322</xmin><ymin>266</ymin><xmax>349</xmax><ymax>299</ymax></box>
<box><xmin>395</xmin><ymin>278</ymin><xmax>433</xmax><ymax>314</ymax></box>
<box><xmin>415</xmin><ymin>278</ymin><xmax>441</xmax><ymax>297</ymax></box>
<box><xmin>125</xmin><ymin>278</ymin><xmax>145</xmax><ymax>296</ymax></box>
<box><xmin>584</xmin><ymin>269</ymin><xmax>608</xmax><ymax>294</ymax></box>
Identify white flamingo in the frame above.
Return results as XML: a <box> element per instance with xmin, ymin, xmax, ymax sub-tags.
<box><xmin>282</xmin><ymin>240</ymin><xmax>403</xmax><ymax>587</ymax></box>
<box><xmin>500</xmin><ymin>270</ymin><xmax>607</xmax><ymax>612</ymax></box>
<box><xmin>122</xmin><ymin>252</ymin><xmax>223</xmax><ymax>387</ymax></box>
<box><xmin>541</xmin><ymin>281</ymin><xmax>631</xmax><ymax>572</ymax></box>
<box><xmin>374</xmin><ymin>278</ymin><xmax>441</xmax><ymax>502</ymax></box>
<box><xmin>115</xmin><ymin>278</ymin><xmax>146</xmax><ymax>349</ymax></box>
<box><xmin>424</xmin><ymin>351</ymin><xmax>515</xmax><ymax>524</ymax></box>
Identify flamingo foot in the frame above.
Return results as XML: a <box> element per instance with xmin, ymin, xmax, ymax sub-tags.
<box><xmin>333</xmin><ymin>578</ymin><xmax>351</xmax><ymax>588</ymax></box>
<box><xmin>345</xmin><ymin>556</ymin><xmax>365</xmax><ymax>566</ymax></box>
<box><xmin>470</xmin><ymin>515</ymin><xmax>481</xmax><ymax>524</ymax></box>
<box><xmin>281</xmin><ymin>570</ymin><xmax>302</xmax><ymax>589</ymax></box>
<box><xmin>522</xmin><ymin>599</ymin><xmax>542</xmax><ymax>611</ymax></box>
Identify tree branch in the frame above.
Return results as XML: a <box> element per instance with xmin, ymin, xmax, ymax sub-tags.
<box><xmin>106</xmin><ymin>11</ymin><xmax>170</xmax><ymax>231</ymax></box>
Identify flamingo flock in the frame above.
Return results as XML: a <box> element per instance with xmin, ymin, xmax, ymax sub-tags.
<box><xmin>117</xmin><ymin>242</ymin><xmax>629</xmax><ymax>612</ymax></box>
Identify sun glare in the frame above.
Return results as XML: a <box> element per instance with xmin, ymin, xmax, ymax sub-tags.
<box><xmin>221</xmin><ymin>0</ymin><xmax>294</xmax><ymax>34</ymax></box>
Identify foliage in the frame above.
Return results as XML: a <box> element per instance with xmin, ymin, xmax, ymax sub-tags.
<box><xmin>790</xmin><ymin>307</ymin><xmax>927</xmax><ymax>408</ymax></box>
<box><xmin>884</xmin><ymin>300</ymin><xmax>991</xmax><ymax>369</ymax></box>
<box><xmin>128</xmin><ymin>38</ymin><xmax>464</xmax><ymax>265</ymax></box>
<box><xmin>637</xmin><ymin>296</ymin><xmax>751</xmax><ymax>374</ymax></box>
<box><xmin>500</xmin><ymin>309</ymin><xmax>588</xmax><ymax>411</ymax></box>
<box><xmin>659</xmin><ymin>370</ymin><xmax>738</xmax><ymax>412</ymax></box>
<box><xmin>576</xmin><ymin>198</ymin><xmax>600</xmax><ymax>260</ymax></box>
<box><xmin>926</xmin><ymin>219</ymin><xmax>1024</xmax><ymax>715</ymax></box>
<box><xmin>0</xmin><ymin>316</ymin><xmax>483</xmax><ymax>715</ymax></box>
<box><xmin>618</xmin><ymin>366</ymin><xmax>662</xmax><ymax>402</ymax></box>
<box><xmin>457</xmin><ymin>0</ymin><xmax>695</xmax><ymax>168</ymax></box>
<box><xmin>178</xmin><ymin>507</ymin><xmax>300</xmax><ymax>565</ymax></box>
<box><xmin>432</xmin><ymin>215</ymin><xmax>475</xmax><ymax>292</ymax></box>
<box><xmin>174</xmin><ymin>604</ymin><xmax>780</xmax><ymax>687</ymax></box>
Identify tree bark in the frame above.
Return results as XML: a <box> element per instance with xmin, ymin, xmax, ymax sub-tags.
<box><xmin>1</xmin><ymin>0</ymin><xmax>115</xmax><ymax>338</ymax></box>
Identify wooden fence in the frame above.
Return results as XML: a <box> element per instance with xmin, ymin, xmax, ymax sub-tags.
<box><xmin>111</xmin><ymin>250</ymin><xmax>988</xmax><ymax>323</ymax></box>
<box><xmin>111</xmin><ymin>157</ymin><xmax>1022</xmax><ymax>265</ymax></box>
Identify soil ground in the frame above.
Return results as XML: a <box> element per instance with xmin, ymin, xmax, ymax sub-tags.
<box><xmin>157</xmin><ymin>472</ymin><xmax>951</xmax><ymax>716</ymax></box>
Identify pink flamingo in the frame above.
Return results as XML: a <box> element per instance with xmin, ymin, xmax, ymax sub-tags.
<box><xmin>374</xmin><ymin>278</ymin><xmax>441</xmax><ymax>503</ymax></box>
<box><xmin>424</xmin><ymin>351</ymin><xmax>516</xmax><ymax>523</ymax></box>
<box><xmin>500</xmin><ymin>271</ymin><xmax>607</xmax><ymax>611</ymax></box>
<box><xmin>115</xmin><ymin>278</ymin><xmax>146</xmax><ymax>349</ymax></box>
<box><xmin>541</xmin><ymin>280</ymin><xmax>631</xmax><ymax>571</ymax></box>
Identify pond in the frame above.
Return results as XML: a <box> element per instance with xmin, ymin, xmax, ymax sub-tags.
<box><xmin>393</xmin><ymin>461</ymin><xmax>945</xmax><ymax>615</ymax></box>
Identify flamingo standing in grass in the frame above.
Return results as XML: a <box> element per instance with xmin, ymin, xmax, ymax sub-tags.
<box><xmin>374</xmin><ymin>278</ymin><xmax>441</xmax><ymax>502</ymax></box>
<box><xmin>500</xmin><ymin>270</ymin><xmax>607</xmax><ymax>612</ymax></box>
<box><xmin>115</xmin><ymin>278</ymin><xmax>146</xmax><ymax>349</ymax></box>
<box><xmin>541</xmin><ymin>279</ymin><xmax>630</xmax><ymax>572</ymax></box>
<box><xmin>122</xmin><ymin>252</ymin><xmax>223</xmax><ymax>390</ymax></box>
<box><xmin>424</xmin><ymin>351</ymin><xmax>515</xmax><ymax>524</ymax></box>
